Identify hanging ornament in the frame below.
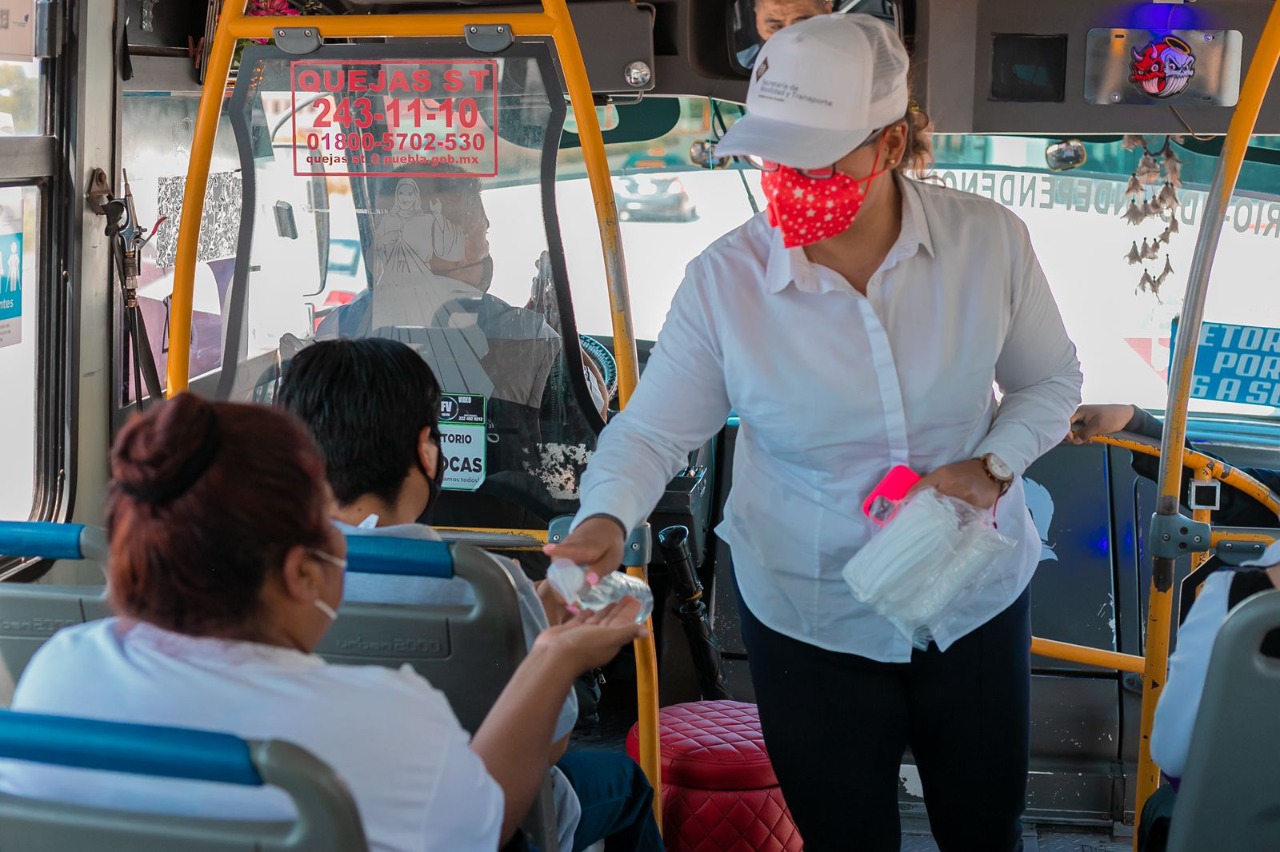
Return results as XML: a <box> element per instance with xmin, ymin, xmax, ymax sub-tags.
<box><xmin>1143</xmin><ymin>239</ymin><xmax>1161</xmax><ymax>261</ymax></box>
<box><xmin>1157</xmin><ymin>226</ymin><xmax>1172</xmax><ymax>245</ymax></box>
<box><xmin>1143</xmin><ymin>198</ymin><xmax>1162</xmax><ymax>218</ymax></box>
<box><xmin>1136</xmin><ymin>153</ymin><xmax>1162</xmax><ymax>184</ymax></box>
<box><xmin>1164</xmin><ymin>157</ymin><xmax>1182</xmax><ymax>189</ymax></box>
<box><xmin>1125</xmin><ymin>174</ymin><xmax>1143</xmax><ymax>198</ymax></box>
<box><xmin>1158</xmin><ymin>182</ymin><xmax>1180</xmax><ymax>210</ymax></box>
<box><xmin>1157</xmin><ymin>254</ymin><xmax>1175</xmax><ymax>284</ymax></box>
<box><xmin>1126</xmin><ymin>242</ymin><xmax>1142</xmax><ymax>264</ymax></box>
<box><xmin>1122</xmin><ymin>135</ymin><xmax>1148</xmax><ymax>151</ymax></box>
<box><xmin>1139</xmin><ymin>269</ymin><xmax>1157</xmax><ymax>294</ymax></box>
<box><xmin>1168</xmin><ymin>216</ymin><xmax>1180</xmax><ymax>235</ymax></box>
<box><xmin>1124</xmin><ymin>199</ymin><xmax>1147</xmax><ymax>225</ymax></box>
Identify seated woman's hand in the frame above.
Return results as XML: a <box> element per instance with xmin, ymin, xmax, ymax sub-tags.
<box><xmin>1066</xmin><ymin>404</ymin><xmax>1136</xmax><ymax>445</ymax></box>
<box><xmin>910</xmin><ymin>458</ymin><xmax>1001</xmax><ymax>511</ymax></box>
<box><xmin>533</xmin><ymin>599</ymin><xmax>649</xmax><ymax>673</ymax></box>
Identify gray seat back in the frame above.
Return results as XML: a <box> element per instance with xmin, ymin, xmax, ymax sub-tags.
<box><xmin>1168</xmin><ymin>589</ymin><xmax>1280</xmax><ymax>851</ymax></box>
<box><xmin>315</xmin><ymin>539</ymin><xmax>527</xmax><ymax>735</ymax></box>
<box><xmin>0</xmin><ymin>710</ymin><xmax>367</xmax><ymax>851</ymax></box>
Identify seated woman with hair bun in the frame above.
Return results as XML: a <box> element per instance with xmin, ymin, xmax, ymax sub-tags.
<box><xmin>0</xmin><ymin>393</ymin><xmax>646</xmax><ymax>852</ymax></box>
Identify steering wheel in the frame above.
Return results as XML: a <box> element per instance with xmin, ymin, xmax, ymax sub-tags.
<box><xmin>579</xmin><ymin>334</ymin><xmax>618</xmax><ymax>402</ymax></box>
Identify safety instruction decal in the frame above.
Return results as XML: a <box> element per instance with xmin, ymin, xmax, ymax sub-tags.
<box><xmin>0</xmin><ymin>201</ymin><xmax>23</xmax><ymax>351</ymax></box>
<box><xmin>291</xmin><ymin>59</ymin><xmax>499</xmax><ymax>178</ymax></box>
<box><xmin>438</xmin><ymin>393</ymin><xmax>487</xmax><ymax>491</ymax></box>
<box><xmin>1170</xmin><ymin>319</ymin><xmax>1280</xmax><ymax>407</ymax></box>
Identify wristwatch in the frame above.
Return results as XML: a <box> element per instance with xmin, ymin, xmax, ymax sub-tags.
<box><xmin>978</xmin><ymin>453</ymin><xmax>1014</xmax><ymax>494</ymax></box>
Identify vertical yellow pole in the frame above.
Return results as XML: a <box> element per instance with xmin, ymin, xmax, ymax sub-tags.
<box><xmin>1137</xmin><ymin>6</ymin><xmax>1280</xmax><ymax>843</ymax></box>
<box><xmin>540</xmin><ymin>0</ymin><xmax>660</xmax><ymax>823</ymax></box>
<box><xmin>167</xmin><ymin>0</ymin><xmax>243</xmax><ymax>396</ymax></box>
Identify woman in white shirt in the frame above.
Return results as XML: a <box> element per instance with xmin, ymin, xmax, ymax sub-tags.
<box><xmin>0</xmin><ymin>393</ymin><xmax>646</xmax><ymax>852</ymax></box>
<box><xmin>546</xmin><ymin>14</ymin><xmax>1082</xmax><ymax>852</ymax></box>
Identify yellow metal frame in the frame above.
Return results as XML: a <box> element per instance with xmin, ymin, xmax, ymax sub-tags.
<box><xmin>1028</xmin><ymin>433</ymin><xmax>1280</xmax><ymax>677</ymax></box>
<box><xmin>171</xmin><ymin>0</ymin><xmax>661</xmax><ymax>825</ymax></box>
<box><xmin>1030</xmin><ymin>430</ymin><xmax>1280</xmax><ymax>839</ymax></box>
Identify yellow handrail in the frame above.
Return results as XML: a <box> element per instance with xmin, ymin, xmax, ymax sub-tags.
<box><xmin>1028</xmin><ymin>433</ymin><xmax>1278</xmax><ymax>719</ymax></box>
<box><xmin>171</xmin><ymin>0</ymin><xmax>661</xmax><ymax>825</ymax></box>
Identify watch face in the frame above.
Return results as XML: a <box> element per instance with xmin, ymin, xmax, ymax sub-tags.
<box><xmin>987</xmin><ymin>455</ymin><xmax>1013</xmax><ymax>480</ymax></box>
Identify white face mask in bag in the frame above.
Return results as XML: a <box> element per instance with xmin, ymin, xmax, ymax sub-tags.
<box><xmin>841</xmin><ymin>488</ymin><xmax>1015</xmax><ymax>647</ymax></box>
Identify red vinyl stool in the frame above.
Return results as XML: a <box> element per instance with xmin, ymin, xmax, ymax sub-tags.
<box><xmin>626</xmin><ymin>700</ymin><xmax>802</xmax><ymax>852</ymax></box>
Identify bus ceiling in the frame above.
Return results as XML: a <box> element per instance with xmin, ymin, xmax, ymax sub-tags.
<box><xmin>126</xmin><ymin>0</ymin><xmax>1280</xmax><ymax>135</ymax></box>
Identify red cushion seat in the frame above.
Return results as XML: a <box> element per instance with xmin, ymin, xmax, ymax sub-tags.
<box><xmin>626</xmin><ymin>700</ymin><xmax>802</xmax><ymax>852</ymax></box>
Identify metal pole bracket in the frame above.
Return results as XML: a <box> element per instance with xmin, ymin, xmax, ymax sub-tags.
<box><xmin>1148</xmin><ymin>512</ymin><xmax>1212</xmax><ymax>560</ymax></box>
<box><xmin>465</xmin><ymin>24</ymin><xmax>514</xmax><ymax>54</ymax></box>
<box><xmin>273</xmin><ymin>26</ymin><xmax>322</xmax><ymax>56</ymax></box>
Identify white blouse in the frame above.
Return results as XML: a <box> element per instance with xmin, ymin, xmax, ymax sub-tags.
<box><xmin>576</xmin><ymin>176</ymin><xmax>1083</xmax><ymax>660</ymax></box>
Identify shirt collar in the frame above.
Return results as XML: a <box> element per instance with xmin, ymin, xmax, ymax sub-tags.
<box><xmin>763</xmin><ymin>174</ymin><xmax>936</xmax><ymax>295</ymax></box>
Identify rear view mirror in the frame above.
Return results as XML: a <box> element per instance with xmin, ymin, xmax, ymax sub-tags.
<box><xmin>1045</xmin><ymin>139</ymin><xmax>1088</xmax><ymax>172</ymax></box>
<box><xmin>689</xmin><ymin>140</ymin><xmax>731</xmax><ymax>170</ymax></box>
<box><xmin>564</xmin><ymin>103</ymin><xmax>621</xmax><ymax>136</ymax></box>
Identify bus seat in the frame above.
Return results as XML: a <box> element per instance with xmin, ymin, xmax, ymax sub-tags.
<box><xmin>1167</xmin><ymin>589</ymin><xmax>1280</xmax><ymax>852</ymax></box>
<box><xmin>0</xmin><ymin>709</ymin><xmax>367</xmax><ymax>851</ymax></box>
<box><xmin>315</xmin><ymin>536</ymin><xmax>561</xmax><ymax>852</ymax></box>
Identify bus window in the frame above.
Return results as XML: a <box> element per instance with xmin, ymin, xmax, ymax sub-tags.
<box><xmin>118</xmin><ymin>92</ymin><xmax>242</xmax><ymax>406</ymax></box>
<box><xmin>0</xmin><ymin>59</ymin><xmax>42</xmax><ymax>136</ymax></box>
<box><xmin>0</xmin><ymin>187</ymin><xmax>38</xmax><ymax>521</ymax></box>
<box><xmin>932</xmin><ymin>135</ymin><xmax>1280</xmax><ymax>418</ymax></box>
<box><xmin>559</xmin><ymin>98</ymin><xmax>764</xmax><ymax>342</ymax></box>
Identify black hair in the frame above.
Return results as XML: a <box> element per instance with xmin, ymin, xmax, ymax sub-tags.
<box><xmin>276</xmin><ymin>338</ymin><xmax>443</xmax><ymax>506</ymax></box>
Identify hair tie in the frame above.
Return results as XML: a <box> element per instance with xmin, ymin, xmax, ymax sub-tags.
<box><xmin>119</xmin><ymin>412</ymin><xmax>222</xmax><ymax>505</ymax></box>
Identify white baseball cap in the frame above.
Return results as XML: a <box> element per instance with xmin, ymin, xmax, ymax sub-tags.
<box><xmin>716</xmin><ymin>14</ymin><xmax>910</xmax><ymax>170</ymax></box>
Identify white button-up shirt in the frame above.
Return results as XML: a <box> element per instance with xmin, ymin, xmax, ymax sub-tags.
<box><xmin>576</xmin><ymin>176</ymin><xmax>1083</xmax><ymax>661</ymax></box>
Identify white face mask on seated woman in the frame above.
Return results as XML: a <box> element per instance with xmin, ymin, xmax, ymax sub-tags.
<box><xmin>308</xmin><ymin>548</ymin><xmax>347</xmax><ymax>621</ymax></box>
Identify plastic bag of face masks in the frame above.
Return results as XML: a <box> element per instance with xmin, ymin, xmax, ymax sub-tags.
<box><xmin>841</xmin><ymin>487</ymin><xmax>1015</xmax><ymax>648</ymax></box>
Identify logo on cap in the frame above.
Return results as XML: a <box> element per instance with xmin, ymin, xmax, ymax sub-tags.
<box><xmin>755</xmin><ymin>57</ymin><xmax>769</xmax><ymax>82</ymax></box>
<box><xmin>1129</xmin><ymin>36</ymin><xmax>1196</xmax><ymax>99</ymax></box>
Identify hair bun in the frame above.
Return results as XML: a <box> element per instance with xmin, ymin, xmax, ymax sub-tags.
<box><xmin>112</xmin><ymin>393</ymin><xmax>222</xmax><ymax>505</ymax></box>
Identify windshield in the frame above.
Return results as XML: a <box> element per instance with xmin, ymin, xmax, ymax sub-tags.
<box><xmin>930</xmin><ymin>135</ymin><xmax>1280</xmax><ymax>418</ymax></box>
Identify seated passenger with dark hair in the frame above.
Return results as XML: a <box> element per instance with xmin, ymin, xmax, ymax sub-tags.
<box><xmin>0</xmin><ymin>393</ymin><xmax>646</xmax><ymax>852</ymax></box>
<box><xmin>276</xmin><ymin>337</ymin><xmax>660</xmax><ymax>852</ymax></box>
<box><xmin>1070</xmin><ymin>403</ymin><xmax>1280</xmax><ymax>850</ymax></box>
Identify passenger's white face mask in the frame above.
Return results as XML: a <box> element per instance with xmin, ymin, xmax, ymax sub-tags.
<box><xmin>308</xmin><ymin>548</ymin><xmax>347</xmax><ymax>623</ymax></box>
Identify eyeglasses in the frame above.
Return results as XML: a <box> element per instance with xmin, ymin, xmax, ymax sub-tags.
<box><xmin>309</xmin><ymin>548</ymin><xmax>348</xmax><ymax>572</ymax></box>
<box><xmin>738</xmin><ymin>126</ymin><xmax>890</xmax><ymax>180</ymax></box>
<box><xmin>741</xmin><ymin>156</ymin><xmax>837</xmax><ymax>180</ymax></box>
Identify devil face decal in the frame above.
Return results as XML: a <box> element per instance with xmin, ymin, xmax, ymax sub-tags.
<box><xmin>1130</xmin><ymin>36</ymin><xmax>1196</xmax><ymax>98</ymax></box>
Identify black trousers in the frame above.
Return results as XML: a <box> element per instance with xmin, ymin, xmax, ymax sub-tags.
<box><xmin>738</xmin><ymin>582</ymin><xmax>1032</xmax><ymax>852</ymax></box>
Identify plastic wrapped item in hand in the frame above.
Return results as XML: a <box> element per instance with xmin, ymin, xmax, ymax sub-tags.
<box><xmin>842</xmin><ymin>487</ymin><xmax>1015</xmax><ymax>648</ymax></box>
<box><xmin>546</xmin><ymin>558</ymin><xmax>654</xmax><ymax>624</ymax></box>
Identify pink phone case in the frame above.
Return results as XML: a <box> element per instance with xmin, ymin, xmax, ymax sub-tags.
<box><xmin>862</xmin><ymin>465</ymin><xmax>921</xmax><ymax>525</ymax></box>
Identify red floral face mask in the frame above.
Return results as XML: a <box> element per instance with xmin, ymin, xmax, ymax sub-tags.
<box><xmin>759</xmin><ymin>143</ymin><xmax>890</xmax><ymax>248</ymax></box>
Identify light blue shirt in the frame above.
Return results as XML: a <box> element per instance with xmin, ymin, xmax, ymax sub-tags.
<box><xmin>575</xmin><ymin>176</ymin><xmax>1082</xmax><ymax>660</ymax></box>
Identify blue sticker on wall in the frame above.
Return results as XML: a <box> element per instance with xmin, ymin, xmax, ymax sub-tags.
<box><xmin>0</xmin><ymin>231</ymin><xmax>22</xmax><ymax>349</ymax></box>
<box><xmin>1170</xmin><ymin>318</ymin><xmax>1280</xmax><ymax>407</ymax></box>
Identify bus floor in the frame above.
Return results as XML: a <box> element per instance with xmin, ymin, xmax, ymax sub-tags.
<box><xmin>570</xmin><ymin>727</ymin><xmax>1136</xmax><ymax>850</ymax></box>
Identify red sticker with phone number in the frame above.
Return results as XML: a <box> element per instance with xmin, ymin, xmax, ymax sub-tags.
<box><xmin>290</xmin><ymin>59</ymin><xmax>499</xmax><ymax>178</ymax></box>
